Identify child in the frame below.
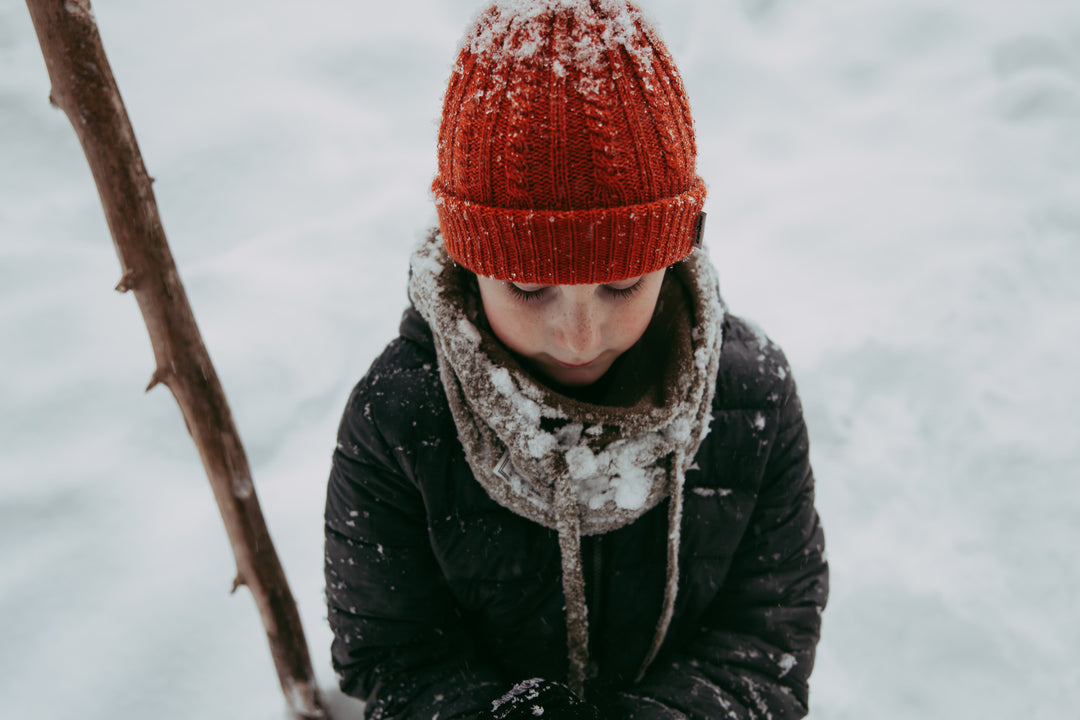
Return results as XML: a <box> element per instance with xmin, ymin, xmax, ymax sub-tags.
<box><xmin>324</xmin><ymin>1</ymin><xmax>827</xmax><ymax>718</ymax></box>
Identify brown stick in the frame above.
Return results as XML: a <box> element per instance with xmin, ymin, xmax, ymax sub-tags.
<box><xmin>24</xmin><ymin>2</ymin><xmax>330</xmax><ymax>717</ymax></box>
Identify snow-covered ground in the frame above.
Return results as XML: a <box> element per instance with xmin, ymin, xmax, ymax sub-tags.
<box><xmin>2</xmin><ymin>0</ymin><xmax>1078</xmax><ymax>717</ymax></box>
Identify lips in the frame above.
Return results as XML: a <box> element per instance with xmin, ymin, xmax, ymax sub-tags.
<box><xmin>557</xmin><ymin>358</ymin><xmax>599</xmax><ymax>369</ymax></box>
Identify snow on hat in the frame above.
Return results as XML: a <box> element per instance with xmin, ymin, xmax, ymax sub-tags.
<box><xmin>433</xmin><ymin>0</ymin><xmax>707</xmax><ymax>285</ymax></box>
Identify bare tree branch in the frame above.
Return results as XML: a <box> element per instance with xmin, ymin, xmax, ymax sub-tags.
<box><xmin>24</xmin><ymin>1</ymin><xmax>330</xmax><ymax>717</ymax></box>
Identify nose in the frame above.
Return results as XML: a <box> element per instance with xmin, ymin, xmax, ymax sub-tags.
<box><xmin>557</xmin><ymin>300</ymin><xmax>602</xmax><ymax>357</ymax></box>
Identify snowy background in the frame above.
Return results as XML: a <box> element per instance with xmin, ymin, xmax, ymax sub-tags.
<box><xmin>2</xmin><ymin>0</ymin><xmax>1079</xmax><ymax>717</ymax></box>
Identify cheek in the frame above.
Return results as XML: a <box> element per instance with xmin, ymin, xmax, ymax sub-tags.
<box><xmin>486</xmin><ymin>302</ymin><xmax>542</xmax><ymax>356</ymax></box>
<box><xmin>478</xmin><ymin>280</ymin><xmax>540</xmax><ymax>356</ymax></box>
<box><xmin>619</xmin><ymin>304</ymin><xmax>655</xmax><ymax>345</ymax></box>
<box><xmin>610</xmin><ymin>287</ymin><xmax>663</xmax><ymax>349</ymax></box>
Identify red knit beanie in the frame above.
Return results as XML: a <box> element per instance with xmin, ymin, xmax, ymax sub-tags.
<box><xmin>433</xmin><ymin>0</ymin><xmax>706</xmax><ymax>285</ymax></box>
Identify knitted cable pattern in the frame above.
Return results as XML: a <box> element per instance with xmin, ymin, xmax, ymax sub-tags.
<box><xmin>433</xmin><ymin>0</ymin><xmax>706</xmax><ymax>284</ymax></box>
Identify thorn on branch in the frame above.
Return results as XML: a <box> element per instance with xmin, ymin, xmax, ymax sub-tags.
<box><xmin>145</xmin><ymin>368</ymin><xmax>169</xmax><ymax>393</ymax></box>
<box><xmin>231</xmin><ymin>574</ymin><xmax>246</xmax><ymax>595</ymax></box>
<box><xmin>115</xmin><ymin>269</ymin><xmax>136</xmax><ymax>293</ymax></box>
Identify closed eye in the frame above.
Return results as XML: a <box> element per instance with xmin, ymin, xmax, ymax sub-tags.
<box><xmin>507</xmin><ymin>283</ymin><xmax>549</xmax><ymax>303</ymax></box>
<box><xmin>506</xmin><ymin>277</ymin><xmax>644</xmax><ymax>303</ymax></box>
<box><xmin>603</xmin><ymin>278</ymin><xmax>644</xmax><ymax>300</ymax></box>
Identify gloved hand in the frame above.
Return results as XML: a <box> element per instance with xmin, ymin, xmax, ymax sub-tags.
<box><xmin>486</xmin><ymin>678</ymin><xmax>600</xmax><ymax>720</ymax></box>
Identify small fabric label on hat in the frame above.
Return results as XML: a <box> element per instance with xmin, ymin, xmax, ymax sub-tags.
<box><xmin>692</xmin><ymin>211</ymin><xmax>707</xmax><ymax>249</ymax></box>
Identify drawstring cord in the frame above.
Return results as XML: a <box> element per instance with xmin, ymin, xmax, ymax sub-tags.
<box><xmin>555</xmin><ymin>450</ymin><xmax>687</xmax><ymax>699</ymax></box>
<box><xmin>636</xmin><ymin>450</ymin><xmax>685</xmax><ymax>682</ymax></box>
<box><xmin>554</xmin><ymin>472</ymin><xmax>589</xmax><ymax>699</ymax></box>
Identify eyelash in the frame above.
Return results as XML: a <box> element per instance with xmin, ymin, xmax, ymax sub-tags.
<box><xmin>506</xmin><ymin>280</ymin><xmax>643</xmax><ymax>303</ymax></box>
<box><xmin>507</xmin><ymin>284</ymin><xmax>548</xmax><ymax>303</ymax></box>
<box><xmin>606</xmin><ymin>280</ymin><xmax>644</xmax><ymax>300</ymax></box>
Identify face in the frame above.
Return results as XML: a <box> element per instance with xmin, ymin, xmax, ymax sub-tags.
<box><xmin>475</xmin><ymin>269</ymin><xmax>666</xmax><ymax>387</ymax></box>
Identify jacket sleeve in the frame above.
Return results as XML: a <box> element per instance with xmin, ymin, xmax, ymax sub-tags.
<box><xmin>325</xmin><ymin>366</ymin><xmax>504</xmax><ymax>719</ymax></box>
<box><xmin>597</xmin><ymin>351</ymin><xmax>828</xmax><ymax>720</ymax></box>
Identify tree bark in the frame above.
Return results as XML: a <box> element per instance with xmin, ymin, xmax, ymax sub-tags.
<box><xmin>24</xmin><ymin>2</ymin><xmax>330</xmax><ymax>717</ymax></box>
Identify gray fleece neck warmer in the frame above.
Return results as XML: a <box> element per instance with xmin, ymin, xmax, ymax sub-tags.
<box><xmin>408</xmin><ymin>231</ymin><xmax>724</xmax><ymax>698</ymax></box>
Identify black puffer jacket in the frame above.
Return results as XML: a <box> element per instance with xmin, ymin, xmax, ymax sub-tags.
<box><xmin>325</xmin><ymin>306</ymin><xmax>828</xmax><ymax>719</ymax></box>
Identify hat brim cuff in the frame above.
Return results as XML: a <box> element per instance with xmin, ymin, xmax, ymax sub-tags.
<box><xmin>433</xmin><ymin>177</ymin><xmax>707</xmax><ymax>284</ymax></box>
